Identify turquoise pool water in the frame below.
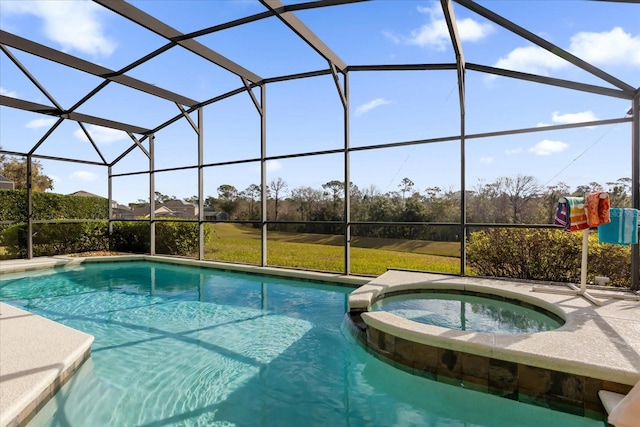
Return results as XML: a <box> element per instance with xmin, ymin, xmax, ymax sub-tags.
<box><xmin>371</xmin><ymin>292</ymin><xmax>563</xmax><ymax>333</ymax></box>
<box><xmin>0</xmin><ymin>262</ymin><xmax>601</xmax><ymax>427</ymax></box>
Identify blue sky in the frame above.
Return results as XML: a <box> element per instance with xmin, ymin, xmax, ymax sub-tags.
<box><xmin>0</xmin><ymin>0</ymin><xmax>638</xmax><ymax>205</ymax></box>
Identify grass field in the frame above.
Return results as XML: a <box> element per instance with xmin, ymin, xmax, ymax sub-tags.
<box><xmin>205</xmin><ymin>223</ymin><xmax>461</xmax><ymax>276</ymax></box>
<box><xmin>0</xmin><ymin>223</ymin><xmax>462</xmax><ymax>276</ymax></box>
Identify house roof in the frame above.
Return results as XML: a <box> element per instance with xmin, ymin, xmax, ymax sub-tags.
<box><xmin>68</xmin><ymin>190</ymin><xmax>105</xmax><ymax>198</ymax></box>
<box><xmin>162</xmin><ymin>199</ymin><xmax>195</xmax><ymax>206</ymax></box>
<box><xmin>0</xmin><ymin>175</ymin><xmax>13</xmax><ymax>183</ymax></box>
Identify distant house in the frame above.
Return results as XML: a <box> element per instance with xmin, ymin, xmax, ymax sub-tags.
<box><xmin>69</xmin><ymin>190</ymin><xmax>134</xmax><ymax>219</ymax></box>
<box><xmin>160</xmin><ymin>199</ymin><xmax>198</xmax><ymax>217</ymax></box>
<box><xmin>130</xmin><ymin>199</ymin><xmax>200</xmax><ymax>219</ymax></box>
<box><xmin>203</xmin><ymin>207</ymin><xmax>229</xmax><ymax>221</ymax></box>
<box><xmin>158</xmin><ymin>206</ymin><xmax>193</xmax><ymax>218</ymax></box>
<box><xmin>111</xmin><ymin>201</ymin><xmax>134</xmax><ymax>220</ymax></box>
<box><xmin>0</xmin><ymin>175</ymin><xmax>15</xmax><ymax>190</ymax></box>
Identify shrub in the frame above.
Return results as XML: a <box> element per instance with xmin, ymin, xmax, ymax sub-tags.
<box><xmin>110</xmin><ymin>222</ymin><xmax>150</xmax><ymax>253</ymax></box>
<box><xmin>0</xmin><ymin>190</ymin><xmax>108</xmax><ymax>222</ymax></box>
<box><xmin>110</xmin><ymin>220</ymin><xmax>207</xmax><ymax>257</ymax></box>
<box><xmin>467</xmin><ymin>228</ymin><xmax>631</xmax><ymax>287</ymax></box>
<box><xmin>3</xmin><ymin>222</ymin><xmax>109</xmax><ymax>257</ymax></box>
<box><xmin>155</xmin><ymin>221</ymin><xmax>203</xmax><ymax>256</ymax></box>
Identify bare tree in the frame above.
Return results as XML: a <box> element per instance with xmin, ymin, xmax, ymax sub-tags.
<box><xmin>499</xmin><ymin>175</ymin><xmax>542</xmax><ymax>223</ymax></box>
<box><xmin>290</xmin><ymin>186</ymin><xmax>323</xmax><ymax>221</ymax></box>
<box><xmin>269</xmin><ymin>177</ymin><xmax>288</xmax><ymax>221</ymax></box>
<box><xmin>242</xmin><ymin>184</ymin><xmax>261</xmax><ymax>219</ymax></box>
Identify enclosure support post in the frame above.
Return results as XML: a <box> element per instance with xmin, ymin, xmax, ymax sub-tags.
<box><xmin>631</xmin><ymin>94</ymin><xmax>639</xmax><ymax>291</ymax></box>
<box><xmin>108</xmin><ymin>166</ymin><xmax>113</xmax><ymax>249</ymax></box>
<box><xmin>149</xmin><ymin>134</ymin><xmax>156</xmax><ymax>256</ymax></box>
<box><xmin>343</xmin><ymin>72</ymin><xmax>351</xmax><ymax>275</ymax></box>
<box><xmin>198</xmin><ymin>107</ymin><xmax>204</xmax><ymax>260</ymax></box>
<box><xmin>260</xmin><ymin>84</ymin><xmax>268</xmax><ymax>267</ymax></box>
<box><xmin>26</xmin><ymin>155</ymin><xmax>33</xmax><ymax>259</ymax></box>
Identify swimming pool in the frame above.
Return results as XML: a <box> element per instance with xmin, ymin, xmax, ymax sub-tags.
<box><xmin>0</xmin><ymin>261</ymin><xmax>602</xmax><ymax>426</ymax></box>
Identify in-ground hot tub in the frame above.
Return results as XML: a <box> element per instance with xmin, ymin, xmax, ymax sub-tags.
<box><xmin>346</xmin><ymin>270</ymin><xmax>634</xmax><ymax>419</ymax></box>
<box><xmin>370</xmin><ymin>289</ymin><xmax>564</xmax><ymax>334</ymax></box>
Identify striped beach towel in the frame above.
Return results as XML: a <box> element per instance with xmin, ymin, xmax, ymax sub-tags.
<box><xmin>565</xmin><ymin>196</ymin><xmax>589</xmax><ymax>232</ymax></box>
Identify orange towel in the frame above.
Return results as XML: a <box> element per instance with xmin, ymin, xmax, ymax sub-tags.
<box><xmin>586</xmin><ymin>192</ymin><xmax>611</xmax><ymax>227</ymax></box>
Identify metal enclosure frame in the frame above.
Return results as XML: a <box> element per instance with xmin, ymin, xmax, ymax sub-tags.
<box><xmin>0</xmin><ymin>0</ymin><xmax>638</xmax><ymax>289</ymax></box>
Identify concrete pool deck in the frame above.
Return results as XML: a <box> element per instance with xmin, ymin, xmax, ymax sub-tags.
<box><xmin>0</xmin><ymin>255</ymin><xmax>638</xmax><ymax>423</ymax></box>
<box><xmin>0</xmin><ymin>303</ymin><xmax>93</xmax><ymax>427</ymax></box>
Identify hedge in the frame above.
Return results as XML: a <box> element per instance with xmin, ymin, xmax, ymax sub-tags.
<box><xmin>467</xmin><ymin>228</ymin><xmax>631</xmax><ymax>287</ymax></box>
<box><xmin>0</xmin><ymin>190</ymin><xmax>108</xmax><ymax>221</ymax></box>
<box><xmin>3</xmin><ymin>222</ymin><xmax>109</xmax><ymax>258</ymax></box>
<box><xmin>3</xmin><ymin>220</ymin><xmax>206</xmax><ymax>258</ymax></box>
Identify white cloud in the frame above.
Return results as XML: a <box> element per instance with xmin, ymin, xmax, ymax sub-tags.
<box><xmin>570</xmin><ymin>27</ymin><xmax>640</xmax><ymax>66</ymax></box>
<box><xmin>505</xmin><ymin>148</ymin><xmax>522</xmax><ymax>155</ymax></box>
<box><xmin>389</xmin><ymin>3</ymin><xmax>493</xmax><ymax>51</ymax></box>
<box><xmin>551</xmin><ymin>110</ymin><xmax>598</xmax><ymax>124</ymax></box>
<box><xmin>266</xmin><ymin>160</ymin><xmax>282</xmax><ymax>172</ymax></box>
<box><xmin>25</xmin><ymin>118</ymin><xmax>57</xmax><ymax>129</ymax></box>
<box><xmin>2</xmin><ymin>0</ymin><xmax>115</xmax><ymax>57</ymax></box>
<box><xmin>529</xmin><ymin>139</ymin><xmax>568</xmax><ymax>156</ymax></box>
<box><xmin>74</xmin><ymin>125</ymin><xmax>127</xmax><ymax>145</ymax></box>
<box><xmin>494</xmin><ymin>27</ymin><xmax>640</xmax><ymax>76</ymax></box>
<box><xmin>538</xmin><ymin>111</ymin><xmax>598</xmax><ymax>127</ymax></box>
<box><xmin>479</xmin><ymin>156</ymin><xmax>493</xmax><ymax>164</ymax></box>
<box><xmin>355</xmin><ymin>98</ymin><xmax>391</xmax><ymax>117</ymax></box>
<box><xmin>0</xmin><ymin>87</ymin><xmax>18</xmax><ymax>98</ymax></box>
<box><xmin>70</xmin><ymin>171</ymin><xmax>98</xmax><ymax>182</ymax></box>
<box><xmin>494</xmin><ymin>46</ymin><xmax>567</xmax><ymax>76</ymax></box>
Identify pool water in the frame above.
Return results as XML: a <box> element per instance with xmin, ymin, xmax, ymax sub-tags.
<box><xmin>371</xmin><ymin>292</ymin><xmax>563</xmax><ymax>333</ymax></box>
<box><xmin>0</xmin><ymin>262</ymin><xmax>600</xmax><ymax>427</ymax></box>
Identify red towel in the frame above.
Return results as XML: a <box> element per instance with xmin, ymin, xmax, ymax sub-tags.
<box><xmin>586</xmin><ymin>192</ymin><xmax>611</xmax><ymax>227</ymax></box>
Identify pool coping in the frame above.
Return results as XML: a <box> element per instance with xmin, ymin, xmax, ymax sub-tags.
<box><xmin>0</xmin><ymin>254</ymin><xmax>371</xmax><ymax>287</ymax></box>
<box><xmin>348</xmin><ymin>269</ymin><xmax>640</xmax><ymax>387</ymax></box>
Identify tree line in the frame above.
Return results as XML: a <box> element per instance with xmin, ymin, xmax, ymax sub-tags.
<box><xmin>1</xmin><ymin>152</ymin><xmax>631</xmax><ymax>241</ymax></box>
<box><xmin>180</xmin><ymin>174</ymin><xmax>632</xmax><ymax>240</ymax></box>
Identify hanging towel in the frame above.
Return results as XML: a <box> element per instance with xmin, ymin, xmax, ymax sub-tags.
<box><xmin>565</xmin><ymin>196</ymin><xmax>589</xmax><ymax>232</ymax></box>
<box><xmin>553</xmin><ymin>202</ymin><xmax>568</xmax><ymax>229</ymax></box>
<box><xmin>586</xmin><ymin>192</ymin><xmax>611</xmax><ymax>227</ymax></box>
<box><xmin>598</xmin><ymin>208</ymin><xmax>639</xmax><ymax>245</ymax></box>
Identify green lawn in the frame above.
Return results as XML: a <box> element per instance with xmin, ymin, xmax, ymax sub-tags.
<box><xmin>205</xmin><ymin>223</ymin><xmax>460</xmax><ymax>276</ymax></box>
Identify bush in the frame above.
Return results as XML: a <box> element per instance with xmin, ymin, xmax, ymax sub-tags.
<box><xmin>110</xmin><ymin>222</ymin><xmax>150</xmax><ymax>253</ymax></box>
<box><xmin>156</xmin><ymin>221</ymin><xmax>203</xmax><ymax>256</ymax></box>
<box><xmin>0</xmin><ymin>190</ymin><xmax>108</xmax><ymax>222</ymax></box>
<box><xmin>110</xmin><ymin>220</ymin><xmax>207</xmax><ymax>257</ymax></box>
<box><xmin>3</xmin><ymin>222</ymin><xmax>109</xmax><ymax>257</ymax></box>
<box><xmin>467</xmin><ymin>228</ymin><xmax>631</xmax><ymax>287</ymax></box>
